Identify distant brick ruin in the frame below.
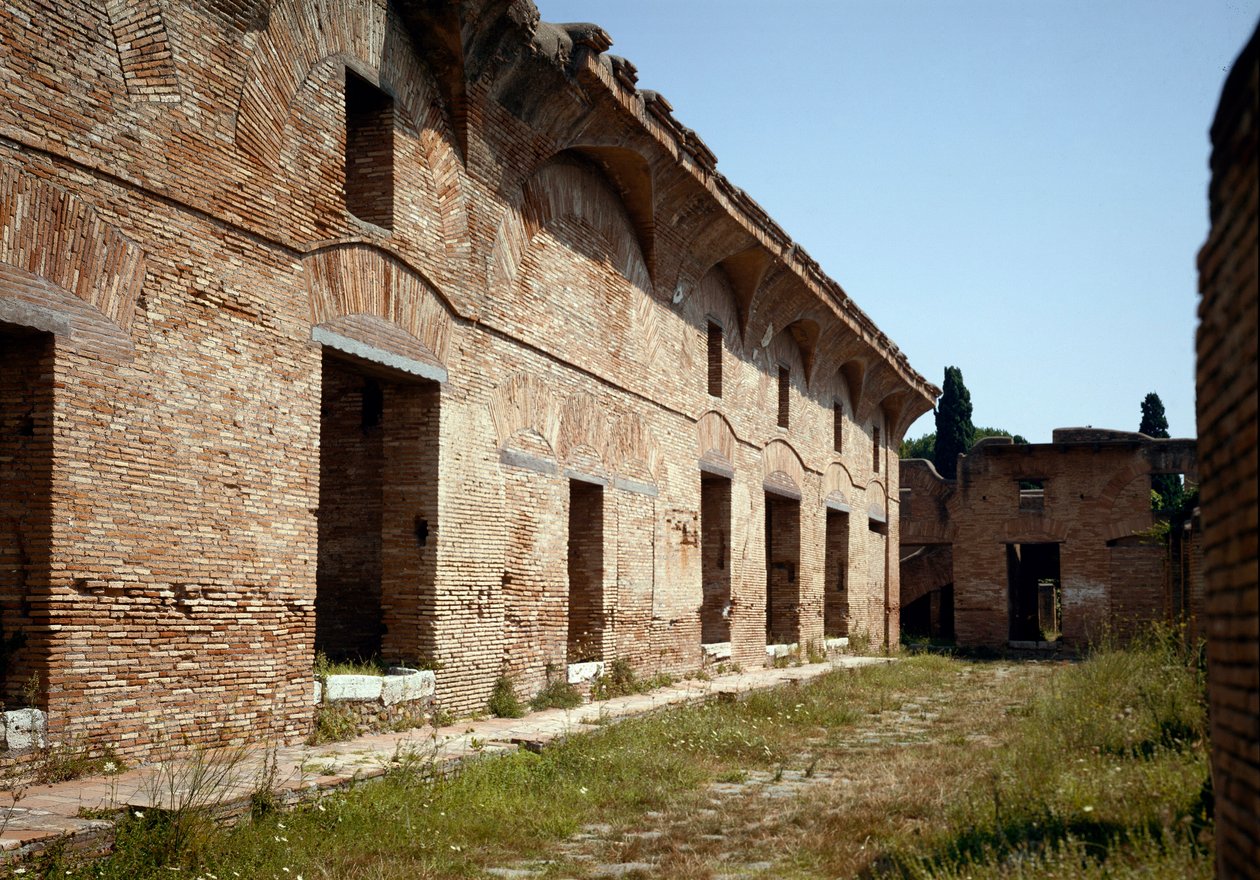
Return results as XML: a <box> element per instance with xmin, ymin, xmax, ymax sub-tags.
<box><xmin>900</xmin><ymin>430</ymin><xmax>1200</xmax><ymax>650</ymax></box>
<box><xmin>1197</xmin><ymin>22</ymin><xmax>1258</xmax><ymax>878</ymax></box>
<box><xmin>0</xmin><ymin>1</ymin><xmax>935</xmax><ymax>761</ymax></box>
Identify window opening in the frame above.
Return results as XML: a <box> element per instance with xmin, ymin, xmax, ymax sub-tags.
<box><xmin>706</xmin><ymin>321</ymin><xmax>723</xmax><ymax>398</ymax></box>
<box><xmin>777</xmin><ymin>365</ymin><xmax>790</xmax><ymax>429</ymax></box>
<box><xmin>872</xmin><ymin>425</ymin><xmax>881</xmax><ymax>473</ymax></box>
<box><xmin>833</xmin><ymin>402</ymin><xmax>843</xmax><ymax>453</ymax></box>
<box><xmin>1018</xmin><ymin>479</ymin><xmax>1045</xmax><ymax>513</ymax></box>
<box><xmin>344</xmin><ymin>69</ymin><xmax>395</xmax><ymax>229</ymax></box>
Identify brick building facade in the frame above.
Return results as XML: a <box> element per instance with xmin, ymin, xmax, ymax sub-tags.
<box><xmin>900</xmin><ymin>430</ymin><xmax>1199</xmax><ymax>649</ymax></box>
<box><xmin>0</xmin><ymin>1</ymin><xmax>935</xmax><ymax>760</ymax></box>
<box><xmin>1197</xmin><ymin>22</ymin><xmax>1258</xmax><ymax>878</ymax></box>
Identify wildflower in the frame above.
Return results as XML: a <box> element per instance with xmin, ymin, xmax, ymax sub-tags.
<box><xmin>1083</xmin><ymin>805</ymin><xmax>1095</xmax><ymax>813</ymax></box>
<box><xmin>103</xmin><ymin>761</ymin><xmax>117</xmax><ymax>773</ymax></box>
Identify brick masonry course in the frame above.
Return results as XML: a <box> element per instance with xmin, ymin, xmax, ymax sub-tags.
<box><xmin>0</xmin><ymin>0</ymin><xmax>935</xmax><ymax>765</ymax></box>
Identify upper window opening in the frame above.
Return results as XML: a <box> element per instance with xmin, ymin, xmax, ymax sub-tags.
<box><xmin>872</xmin><ymin>425</ymin><xmax>881</xmax><ymax>472</ymax></box>
<box><xmin>1019</xmin><ymin>479</ymin><xmax>1045</xmax><ymax>513</ymax></box>
<box><xmin>707</xmin><ymin>321</ymin><xmax>723</xmax><ymax>398</ymax></box>
<box><xmin>345</xmin><ymin>69</ymin><xmax>395</xmax><ymax>229</ymax></box>
<box><xmin>833</xmin><ymin>402</ymin><xmax>843</xmax><ymax>453</ymax></box>
<box><xmin>777</xmin><ymin>365</ymin><xmax>790</xmax><ymax>429</ymax></box>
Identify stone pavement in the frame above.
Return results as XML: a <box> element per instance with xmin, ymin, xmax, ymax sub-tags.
<box><xmin>0</xmin><ymin>656</ymin><xmax>891</xmax><ymax>864</ymax></box>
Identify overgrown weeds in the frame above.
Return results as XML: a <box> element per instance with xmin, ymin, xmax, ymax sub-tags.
<box><xmin>590</xmin><ymin>658</ymin><xmax>676</xmax><ymax>700</ymax></box>
<box><xmin>11</xmin><ymin>634</ymin><xmax>1209</xmax><ymax>879</ymax></box>
<box><xmin>872</xmin><ymin>624</ymin><xmax>1210</xmax><ymax>878</ymax></box>
<box><xmin>529</xmin><ymin>678</ymin><xmax>583</xmax><ymax>711</ymax></box>
<box><xmin>488</xmin><ymin>675</ymin><xmax>526</xmax><ymax>718</ymax></box>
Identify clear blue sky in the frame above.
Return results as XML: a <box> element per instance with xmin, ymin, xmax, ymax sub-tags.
<box><xmin>534</xmin><ymin>0</ymin><xmax>1259</xmax><ymax>442</ymax></box>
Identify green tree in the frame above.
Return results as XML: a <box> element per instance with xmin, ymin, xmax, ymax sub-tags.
<box><xmin>1139</xmin><ymin>392</ymin><xmax>1180</xmax><ymax>504</ymax></box>
<box><xmin>933</xmin><ymin>366</ymin><xmax>974</xmax><ymax>479</ymax></box>
<box><xmin>974</xmin><ymin>426</ymin><xmax>1030</xmax><ymax>446</ymax></box>
<box><xmin>899</xmin><ymin>432</ymin><xmax>935</xmax><ymax>460</ymax></box>
<box><xmin>1139</xmin><ymin>392</ymin><xmax>1170</xmax><ymax>438</ymax></box>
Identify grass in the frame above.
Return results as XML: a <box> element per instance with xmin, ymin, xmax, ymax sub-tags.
<box><xmin>15</xmin><ymin>630</ymin><xmax>1211</xmax><ymax>879</ymax></box>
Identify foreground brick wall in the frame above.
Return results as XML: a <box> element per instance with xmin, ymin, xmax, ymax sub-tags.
<box><xmin>1196</xmin><ymin>22</ymin><xmax>1259</xmax><ymax>877</ymax></box>
<box><xmin>0</xmin><ymin>0</ymin><xmax>936</xmax><ymax>761</ymax></box>
<box><xmin>900</xmin><ymin>433</ymin><xmax>1199</xmax><ymax>649</ymax></box>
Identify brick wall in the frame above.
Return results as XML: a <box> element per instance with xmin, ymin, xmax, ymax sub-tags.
<box><xmin>1196</xmin><ymin>21</ymin><xmax>1259</xmax><ymax>877</ymax></box>
<box><xmin>900</xmin><ymin>434</ymin><xmax>1199</xmax><ymax>650</ymax></box>
<box><xmin>0</xmin><ymin>0</ymin><xmax>936</xmax><ymax>760</ymax></box>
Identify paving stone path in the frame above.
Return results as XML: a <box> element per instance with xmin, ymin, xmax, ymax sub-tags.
<box><xmin>480</xmin><ymin>662</ymin><xmax>1043</xmax><ymax>879</ymax></box>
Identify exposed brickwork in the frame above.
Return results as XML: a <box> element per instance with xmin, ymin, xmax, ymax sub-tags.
<box><xmin>1196</xmin><ymin>22</ymin><xmax>1259</xmax><ymax>877</ymax></box>
<box><xmin>0</xmin><ymin>0</ymin><xmax>936</xmax><ymax>762</ymax></box>
<box><xmin>900</xmin><ymin>432</ymin><xmax>1200</xmax><ymax>649</ymax></box>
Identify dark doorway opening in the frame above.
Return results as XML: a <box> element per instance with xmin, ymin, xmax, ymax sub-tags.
<box><xmin>824</xmin><ymin>510</ymin><xmax>850</xmax><ymax>637</ymax></box>
<box><xmin>0</xmin><ymin>325</ymin><xmax>53</xmax><ymax>707</ymax></box>
<box><xmin>700</xmin><ymin>473</ymin><xmax>732</xmax><ymax>644</ymax></box>
<box><xmin>764</xmin><ymin>493</ymin><xmax>801</xmax><ymax>644</ymax></box>
<box><xmin>567</xmin><ymin>479</ymin><xmax>604</xmax><ymax>662</ymax></box>
<box><xmin>901</xmin><ymin>585</ymin><xmax>955</xmax><ymax>640</ymax></box>
<box><xmin>316</xmin><ymin>351</ymin><xmax>439</xmax><ymax>666</ymax></box>
<box><xmin>1006</xmin><ymin>542</ymin><xmax>1061</xmax><ymax>641</ymax></box>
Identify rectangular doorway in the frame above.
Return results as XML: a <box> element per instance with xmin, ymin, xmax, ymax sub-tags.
<box><xmin>316</xmin><ymin>351</ymin><xmax>439</xmax><ymax>666</ymax></box>
<box><xmin>764</xmin><ymin>493</ymin><xmax>801</xmax><ymax>644</ymax></box>
<box><xmin>0</xmin><ymin>326</ymin><xmax>53</xmax><ymax>706</ymax></box>
<box><xmin>700</xmin><ymin>473</ymin><xmax>732</xmax><ymax>644</ymax></box>
<box><xmin>1006</xmin><ymin>542</ymin><xmax>1061</xmax><ymax>641</ymax></box>
<box><xmin>567</xmin><ymin>479</ymin><xmax>605</xmax><ymax>662</ymax></box>
<box><xmin>824</xmin><ymin>510</ymin><xmax>850</xmax><ymax>637</ymax></box>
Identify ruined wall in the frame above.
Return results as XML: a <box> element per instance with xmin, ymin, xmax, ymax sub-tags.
<box><xmin>0</xmin><ymin>0</ymin><xmax>935</xmax><ymax>759</ymax></box>
<box><xmin>1196</xmin><ymin>22</ymin><xmax>1259</xmax><ymax>877</ymax></box>
<box><xmin>900</xmin><ymin>434</ymin><xmax>1198</xmax><ymax>650</ymax></box>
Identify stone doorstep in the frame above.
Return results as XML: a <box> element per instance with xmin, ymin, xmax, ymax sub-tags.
<box><xmin>320</xmin><ymin>670</ymin><xmax>436</xmax><ymax>705</ymax></box>
<box><xmin>701</xmin><ymin>642</ymin><xmax>732</xmax><ymax>660</ymax></box>
<box><xmin>0</xmin><ymin>656</ymin><xmax>886</xmax><ymax>865</ymax></box>
<box><xmin>766</xmin><ymin>642</ymin><xmax>799</xmax><ymax>658</ymax></box>
<box><xmin>1</xmin><ymin>708</ymin><xmax>47</xmax><ymax>751</ymax></box>
<box><xmin>567</xmin><ymin>661</ymin><xmax>604</xmax><ymax>684</ymax></box>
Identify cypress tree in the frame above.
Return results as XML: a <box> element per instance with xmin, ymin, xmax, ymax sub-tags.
<box><xmin>934</xmin><ymin>366</ymin><xmax>974</xmax><ymax>479</ymax></box>
<box><xmin>1139</xmin><ymin>392</ymin><xmax>1170</xmax><ymax>438</ymax></box>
